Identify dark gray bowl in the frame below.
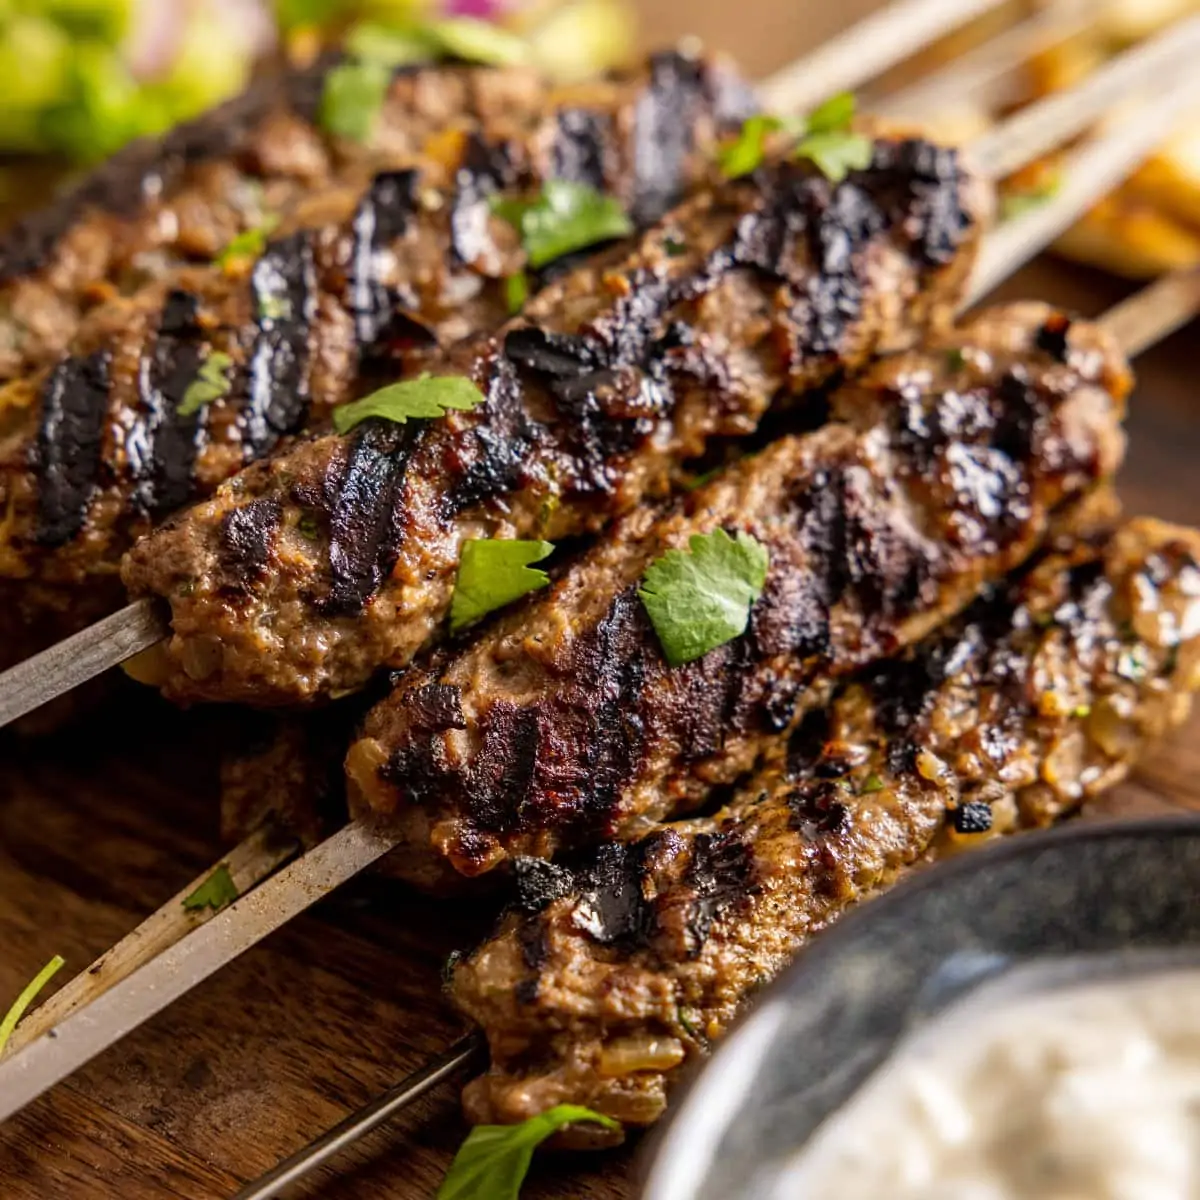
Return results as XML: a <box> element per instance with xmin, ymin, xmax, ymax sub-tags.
<box><xmin>642</xmin><ymin>816</ymin><xmax>1200</xmax><ymax>1200</ymax></box>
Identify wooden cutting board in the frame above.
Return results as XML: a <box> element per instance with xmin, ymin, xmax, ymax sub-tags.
<box><xmin>1</xmin><ymin>257</ymin><xmax>1198</xmax><ymax>1200</ymax></box>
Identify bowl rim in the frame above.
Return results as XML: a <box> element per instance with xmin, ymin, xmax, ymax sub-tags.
<box><xmin>642</xmin><ymin>811</ymin><xmax>1200</xmax><ymax>1198</ymax></box>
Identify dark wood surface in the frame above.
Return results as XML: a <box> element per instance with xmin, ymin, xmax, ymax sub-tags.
<box><xmin>1</xmin><ymin>257</ymin><xmax>1199</xmax><ymax>1200</ymax></box>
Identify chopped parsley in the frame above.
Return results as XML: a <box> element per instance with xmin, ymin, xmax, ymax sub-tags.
<box><xmin>332</xmin><ymin>374</ymin><xmax>486</xmax><ymax>434</ymax></box>
<box><xmin>182</xmin><ymin>864</ymin><xmax>239</xmax><ymax>914</ymax></box>
<box><xmin>437</xmin><ymin>1104</ymin><xmax>619</xmax><ymax>1200</ymax></box>
<box><xmin>0</xmin><ymin>956</ymin><xmax>65</xmax><ymax>1057</ymax></box>
<box><xmin>319</xmin><ymin>59</ymin><xmax>393</xmax><ymax>143</ymax></box>
<box><xmin>322</xmin><ymin>18</ymin><xmax>530</xmax><ymax>143</ymax></box>
<box><xmin>449</xmin><ymin>539</ymin><xmax>554</xmax><ymax>635</ymax></box>
<box><xmin>490</xmin><ymin>179</ymin><xmax>633</xmax><ymax>269</ymax></box>
<box><xmin>945</xmin><ymin>347</ymin><xmax>967</xmax><ymax>372</ymax></box>
<box><xmin>639</xmin><ymin>529</ymin><xmax>770</xmax><ymax>667</ymax></box>
<box><xmin>504</xmin><ymin>271</ymin><xmax>529</xmax><ymax>315</ymax></box>
<box><xmin>216</xmin><ymin>213</ymin><xmax>281</xmax><ymax>270</ymax></box>
<box><xmin>662</xmin><ymin>233</ymin><xmax>688</xmax><ymax>257</ymax></box>
<box><xmin>178</xmin><ymin>351</ymin><xmax>234</xmax><ymax>417</ymax></box>
<box><xmin>717</xmin><ymin>113</ymin><xmax>800</xmax><ymax>179</ymax></box>
<box><xmin>860</xmin><ymin>773</ymin><xmax>885</xmax><ymax>794</ymax></box>
<box><xmin>717</xmin><ymin>93</ymin><xmax>870</xmax><ymax>185</ymax></box>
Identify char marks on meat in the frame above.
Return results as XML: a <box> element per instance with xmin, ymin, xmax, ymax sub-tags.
<box><xmin>346</xmin><ymin>303</ymin><xmax>1129</xmax><ymax>882</ymax></box>
<box><xmin>450</xmin><ymin>516</ymin><xmax>1200</xmax><ymax>1134</ymax></box>
<box><xmin>123</xmin><ymin>134</ymin><xmax>987</xmax><ymax>706</ymax></box>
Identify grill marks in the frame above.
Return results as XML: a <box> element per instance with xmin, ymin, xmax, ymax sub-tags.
<box><xmin>361</xmin><ymin>306</ymin><xmax>1128</xmax><ymax>882</ymax></box>
<box><xmin>243</xmin><ymin>233</ymin><xmax>318</xmax><ymax>458</ymax></box>
<box><xmin>129</xmin><ymin>290</ymin><xmax>209</xmax><ymax>516</ymax></box>
<box><xmin>33</xmin><ymin>352</ymin><xmax>111</xmax><ymax>545</ymax></box>
<box><xmin>451</xmin><ymin>133</ymin><xmax>517</xmax><ymax>268</ymax></box>
<box><xmin>321</xmin><ymin>420</ymin><xmax>421</xmax><ymax>614</ymax></box>
<box><xmin>553</xmin><ymin>108</ymin><xmax>613</xmax><ymax>191</ymax></box>
<box><xmin>348</xmin><ymin>169</ymin><xmax>420</xmax><ymax>353</ymax></box>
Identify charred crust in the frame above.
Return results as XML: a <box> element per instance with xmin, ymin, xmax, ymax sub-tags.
<box><xmin>321</xmin><ymin>420</ymin><xmax>420</xmax><ymax>615</ymax></box>
<box><xmin>786</xmin><ymin>707</ymin><xmax>833</xmax><ymax>779</ymax></box>
<box><xmin>401</xmin><ymin>683</ymin><xmax>467</xmax><ymax>733</ymax></box>
<box><xmin>130</xmin><ymin>289</ymin><xmax>208</xmax><ymax>516</ymax></box>
<box><xmin>513</xmin><ymin>857</ymin><xmax>577</xmax><ymax>914</ymax></box>
<box><xmin>1035</xmin><ymin>312</ymin><xmax>1072</xmax><ymax>362</ymax></box>
<box><xmin>953</xmin><ymin>800</ymin><xmax>993</xmax><ymax>833</ymax></box>
<box><xmin>450</xmin><ymin>133</ymin><xmax>516</xmax><ymax>267</ymax></box>
<box><xmin>569</xmin><ymin>841</ymin><xmax>654</xmax><ymax>946</ymax></box>
<box><xmin>219</xmin><ymin>497</ymin><xmax>283</xmax><ymax>585</ymax></box>
<box><xmin>349</xmin><ymin>169</ymin><xmax>421</xmax><ymax>352</ymax></box>
<box><xmin>242</xmin><ymin>232</ymin><xmax>318</xmax><ymax>458</ymax></box>
<box><xmin>787</xmin><ymin>780</ymin><xmax>849</xmax><ymax>837</ymax></box>
<box><xmin>552</xmin><ymin>108</ymin><xmax>613</xmax><ymax>192</ymax></box>
<box><xmin>682</xmin><ymin>832</ymin><xmax>753</xmax><ymax>954</ymax></box>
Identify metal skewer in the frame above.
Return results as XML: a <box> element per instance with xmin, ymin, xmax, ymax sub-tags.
<box><xmin>226</xmin><ymin>255</ymin><xmax>1200</xmax><ymax>1200</ymax></box>
<box><xmin>4</xmin><ymin>10</ymin><xmax>1200</xmax><ymax>736</ymax></box>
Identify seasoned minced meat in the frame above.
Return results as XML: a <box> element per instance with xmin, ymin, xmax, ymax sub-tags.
<box><xmin>451</xmin><ymin>515</ymin><xmax>1200</xmax><ymax>1136</ymax></box>
<box><xmin>1</xmin><ymin>50</ymin><xmax>750</xmax><ymax>670</ymax></box>
<box><xmin>347</xmin><ymin>302</ymin><xmax>1129</xmax><ymax>885</ymax></box>
<box><xmin>123</xmin><ymin>134</ymin><xmax>988</xmax><ymax>705</ymax></box>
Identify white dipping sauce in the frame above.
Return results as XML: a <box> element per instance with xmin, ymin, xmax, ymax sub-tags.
<box><xmin>777</xmin><ymin>965</ymin><xmax>1200</xmax><ymax>1199</ymax></box>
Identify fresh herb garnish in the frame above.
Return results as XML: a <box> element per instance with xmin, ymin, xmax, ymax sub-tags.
<box><xmin>504</xmin><ymin>271</ymin><xmax>529</xmax><ymax>315</ymax></box>
<box><xmin>716</xmin><ymin>113</ymin><xmax>801</xmax><ymax>179</ymax></box>
<box><xmin>344</xmin><ymin>22</ymin><xmax>434</xmax><ymax>67</ymax></box>
<box><xmin>662</xmin><ymin>233</ymin><xmax>688</xmax><ymax>257</ymax></box>
<box><xmin>449</xmin><ymin>539</ymin><xmax>554</xmax><ymax>635</ymax></box>
<box><xmin>437</xmin><ymin>1104</ymin><xmax>619</xmax><ymax>1200</ymax></box>
<box><xmin>333</xmin><ymin>374</ymin><xmax>486</xmax><ymax>434</ymax></box>
<box><xmin>319</xmin><ymin>58</ymin><xmax>393</xmax><ymax>142</ymax></box>
<box><xmin>860</xmin><ymin>773</ymin><xmax>885</xmax><ymax>794</ymax></box>
<box><xmin>182</xmin><ymin>864</ymin><xmax>239</xmax><ymax>914</ymax></box>
<box><xmin>1000</xmin><ymin>171</ymin><xmax>1063</xmax><ymax>222</ymax></box>
<box><xmin>178</xmin><ymin>351</ymin><xmax>234</xmax><ymax>417</ymax></box>
<box><xmin>216</xmin><ymin>214</ymin><xmax>281</xmax><ymax>270</ymax></box>
<box><xmin>491</xmin><ymin>179</ymin><xmax>634</xmax><ymax>268</ymax></box>
<box><xmin>432</xmin><ymin>17</ymin><xmax>530</xmax><ymax>66</ymax></box>
<box><xmin>639</xmin><ymin>529</ymin><xmax>770</xmax><ymax>667</ymax></box>
<box><xmin>0</xmin><ymin>956</ymin><xmax>65</xmax><ymax>1057</ymax></box>
<box><xmin>795</xmin><ymin>91</ymin><xmax>872</xmax><ymax>183</ymax></box>
<box><xmin>945</xmin><ymin>347</ymin><xmax>967</xmax><ymax>372</ymax></box>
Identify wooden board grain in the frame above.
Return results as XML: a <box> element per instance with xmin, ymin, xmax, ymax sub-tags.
<box><xmin>1</xmin><ymin>257</ymin><xmax>1199</xmax><ymax>1199</ymax></box>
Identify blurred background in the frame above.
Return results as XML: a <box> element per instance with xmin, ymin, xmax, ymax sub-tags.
<box><xmin>2</xmin><ymin>0</ymin><xmax>1200</xmax><ymax>276</ymax></box>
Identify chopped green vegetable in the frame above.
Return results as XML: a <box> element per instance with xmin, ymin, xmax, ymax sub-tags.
<box><xmin>178</xmin><ymin>351</ymin><xmax>234</xmax><ymax>418</ymax></box>
<box><xmin>639</xmin><ymin>529</ymin><xmax>770</xmax><ymax>667</ymax></box>
<box><xmin>796</xmin><ymin>129</ymin><xmax>872</xmax><ymax>184</ymax></box>
<box><xmin>716</xmin><ymin>113</ymin><xmax>794</xmax><ymax>179</ymax></box>
<box><xmin>432</xmin><ymin>17</ymin><xmax>530</xmax><ymax>66</ymax></box>
<box><xmin>491</xmin><ymin>179</ymin><xmax>633</xmax><ymax>268</ymax></box>
<box><xmin>332</xmin><ymin>373</ymin><xmax>486</xmax><ymax>434</ymax></box>
<box><xmin>945</xmin><ymin>347</ymin><xmax>967</xmax><ymax>372</ymax></box>
<box><xmin>0</xmin><ymin>956</ymin><xmax>65</xmax><ymax>1057</ymax></box>
<box><xmin>319</xmin><ymin>58</ymin><xmax>392</xmax><ymax>142</ymax></box>
<box><xmin>437</xmin><ymin>1104</ymin><xmax>619</xmax><ymax>1200</ymax></box>
<box><xmin>344</xmin><ymin>20</ymin><xmax>434</xmax><ymax>67</ymax></box>
<box><xmin>806</xmin><ymin>91</ymin><xmax>856</xmax><ymax>134</ymax></box>
<box><xmin>860</xmin><ymin>773</ymin><xmax>885</xmax><ymax>794</ymax></box>
<box><xmin>504</xmin><ymin>271</ymin><xmax>529</xmax><ymax>315</ymax></box>
<box><xmin>216</xmin><ymin>214</ymin><xmax>281</xmax><ymax>269</ymax></box>
<box><xmin>449</xmin><ymin>539</ymin><xmax>554</xmax><ymax>635</ymax></box>
<box><xmin>182</xmin><ymin>864</ymin><xmax>239</xmax><ymax>914</ymax></box>
<box><xmin>662</xmin><ymin>233</ymin><xmax>687</xmax><ymax>257</ymax></box>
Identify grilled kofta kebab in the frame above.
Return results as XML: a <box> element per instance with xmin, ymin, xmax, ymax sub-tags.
<box><xmin>451</xmin><ymin>514</ymin><xmax>1200</xmax><ymax>1136</ymax></box>
<box><xmin>0</xmin><ymin>50</ymin><xmax>748</xmax><ymax>388</ymax></box>
<box><xmin>0</xmin><ymin>50</ymin><xmax>750</xmax><ymax>667</ymax></box>
<box><xmin>118</xmin><ymin>136</ymin><xmax>985</xmax><ymax>706</ymax></box>
<box><xmin>345</xmin><ymin>302</ymin><xmax>1128</xmax><ymax>888</ymax></box>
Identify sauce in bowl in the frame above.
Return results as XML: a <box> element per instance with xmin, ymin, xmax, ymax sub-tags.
<box><xmin>778</xmin><ymin>962</ymin><xmax>1200</xmax><ymax>1199</ymax></box>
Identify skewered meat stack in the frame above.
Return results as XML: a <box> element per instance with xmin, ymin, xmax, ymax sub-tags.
<box><xmin>4</xmin><ymin>6</ymin><xmax>1200</xmax><ymax>1192</ymax></box>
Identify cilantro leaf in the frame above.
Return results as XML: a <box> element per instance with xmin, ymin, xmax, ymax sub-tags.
<box><xmin>490</xmin><ymin>179</ymin><xmax>633</xmax><ymax>268</ymax></box>
<box><xmin>450</xmin><ymin>539</ymin><xmax>554</xmax><ymax>634</ymax></box>
<box><xmin>437</xmin><ymin>1104</ymin><xmax>620</xmax><ymax>1200</ymax></box>
<box><xmin>806</xmin><ymin>91</ymin><xmax>856</xmax><ymax>134</ymax></box>
<box><xmin>333</xmin><ymin>374</ymin><xmax>486</xmax><ymax>434</ymax></box>
<box><xmin>0</xmin><ymin>956</ymin><xmax>65</xmax><ymax>1057</ymax></box>
<box><xmin>178</xmin><ymin>351</ymin><xmax>234</xmax><ymax>417</ymax></box>
<box><xmin>639</xmin><ymin>529</ymin><xmax>770</xmax><ymax>667</ymax></box>
<box><xmin>216</xmin><ymin>213</ymin><xmax>281</xmax><ymax>269</ymax></box>
<box><xmin>504</xmin><ymin>270</ymin><xmax>529</xmax><ymax>315</ymax></box>
<box><xmin>182</xmin><ymin>864</ymin><xmax>239</xmax><ymax>914</ymax></box>
<box><xmin>319</xmin><ymin>59</ymin><xmax>392</xmax><ymax>142</ymax></box>
<box><xmin>795</xmin><ymin>130</ymin><xmax>873</xmax><ymax>183</ymax></box>
<box><xmin>717</xmin><ymin>114</ymin><xmax>796</xmax><ymax>179</ymax></box>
